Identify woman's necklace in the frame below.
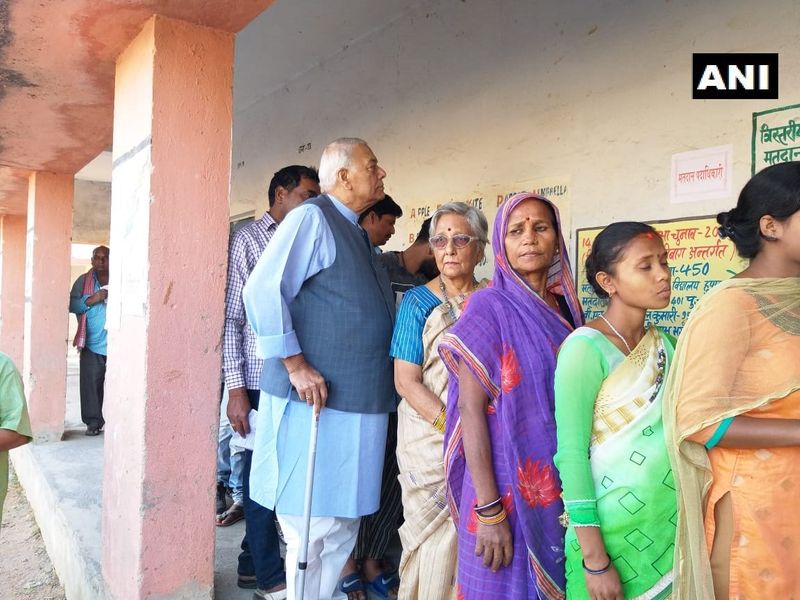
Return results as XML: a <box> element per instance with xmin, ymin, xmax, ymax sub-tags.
<box><xmin>439</xmin><ymin>276</ymin><xmax>476</xmax><ymax>323</ymax></box>
<box><xmin>599</xmin><ymin>314</ymin><xmax>639</xmax><ymax>354</ymax></box>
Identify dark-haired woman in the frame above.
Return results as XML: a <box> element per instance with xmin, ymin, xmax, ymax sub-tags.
<box><xmin>554</xmin><ymin>223</ymin><xmax>676</xmax><ymax>600</ymax></box>
<box><xmin>663</xmin><ymin>161</ymin><xmax>800</xmax><ymax>600</ymax></box>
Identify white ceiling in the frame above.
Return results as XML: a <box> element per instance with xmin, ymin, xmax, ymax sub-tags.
<box><xmin>71</xmin><ymin>2</ymin><xmax>422</xmax><ymax>183</ymax></box>
<box><xmin>75</xmin><ymin>150</ymin><xmax>113</xmax><ymax>183</ymax></box>
<box><xmin>234</xmin><ymin>0</ymin><xmax>421</xmax><ymax>113</ymax></box>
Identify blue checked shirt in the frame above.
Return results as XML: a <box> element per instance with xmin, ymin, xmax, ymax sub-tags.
<box><xmin>223</xmin><ymin>213</ymin><xmax>277</xmax><ymax>390</ymax></box>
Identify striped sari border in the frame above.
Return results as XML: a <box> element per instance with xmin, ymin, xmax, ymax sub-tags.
<box><xmin>529</xmin><ymin>551</ymin><xmax>565</xmax><ymax>600</ymax></box>
<box><xmin>439</xmin><ymin>333</ymin><xmax>500</xmax><ymax>400</ymax></box>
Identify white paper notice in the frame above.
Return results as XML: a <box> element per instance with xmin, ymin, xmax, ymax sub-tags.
<box><xmin>670</xmin><ymin>145</ymin><xmax>733</xmax><ymax>204</ymax></box>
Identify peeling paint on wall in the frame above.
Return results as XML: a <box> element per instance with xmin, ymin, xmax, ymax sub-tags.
<box><xmin>0</xmin><ymin>0</ymin><xmax>37</xmax><ymax>155</ymax></box>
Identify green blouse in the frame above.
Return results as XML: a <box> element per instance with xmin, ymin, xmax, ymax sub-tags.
<box><xmin>0</xmin><ymin>352</ymin><xmax>31</xmax><ymax>525</ymax></box>
<box><xmin>553</xmin><ymin>327</ymin><xmax>676</xmax><ymax>527</ymax></box>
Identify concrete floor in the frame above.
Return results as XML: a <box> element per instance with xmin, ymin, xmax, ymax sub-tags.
<box><xmin>12</xmin><ymin>355</ymin><xmax>400</xmax><ymax>599</ymax></box>
<box><xmin>12</xmin><ymin>355</ymin><xmax>257</xmax><ymax>600</ymax></box>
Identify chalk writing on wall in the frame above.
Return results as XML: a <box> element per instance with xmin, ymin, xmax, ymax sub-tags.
<box><xmin>576</xmin><ymin>216</ymin><xmax>748</xmax><ymax>337</ymax></box>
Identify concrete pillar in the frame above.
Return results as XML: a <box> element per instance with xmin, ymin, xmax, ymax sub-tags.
<box><xmin>102</xmin><ymin>16</ymin><xmax>232</xmax><ymax>599</ymax></box>
<box><xmin>23</xmin><ymin>172</ymin><xmax>72</xmax><ymax>442</ymax></box>
<box><xmin>0</xmin><ymin>215</ymin><xmax>27</xmax><ymax>367</ymax></box>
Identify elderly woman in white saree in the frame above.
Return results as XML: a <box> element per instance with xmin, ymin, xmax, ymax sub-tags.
<box><xmin>390</xmin><ymin>202</ymin><xmax>489</xmax><ymax>600</ymax></box>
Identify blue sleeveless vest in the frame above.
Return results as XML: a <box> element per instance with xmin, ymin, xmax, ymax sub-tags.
<box><xmin>259</xmin><ymin>195</ymin><xmax>396</xmax><ymax>414</ymax></box>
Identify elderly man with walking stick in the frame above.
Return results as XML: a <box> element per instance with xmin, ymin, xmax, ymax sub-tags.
<box><xmin>243</xmin><ymin>138</ymin><xmax>396</xmax><ymax>600</ymax></box>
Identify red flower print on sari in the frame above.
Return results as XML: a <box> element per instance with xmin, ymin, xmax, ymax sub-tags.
<box><xmin>457</xmin><ymin>584</ymin><xmax>464</xmax><ymax>600</ymax></box>
<box><xmin>500</xmin><ymin>345</ymin><xmax>522</xmax><ymax>392</ymax></box>
<box><xmin>501</xmin><ymin>489</ymin><xmax>514</xmax><ymax>515</ymax></box>
<box><xmin>466</xmin><ymin>507</ymin><xmax>478</xmax><ymax>534</ymax></box>
<box><xmin>486</xmin><ymin>402</ymin><xmax>496</xmax><ymax>416</ymax></box>
<box><xmin>517</xmin><ymin>458</ymin><xmax>560</xmax><ymax>509</ymax></box>
<box><xmin>466</xmin><ymin>490</ymin><xmax>514</xmax><ymax>534</ymax></box>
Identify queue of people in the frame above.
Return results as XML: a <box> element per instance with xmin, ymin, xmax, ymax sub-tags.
<box><xmin>226</xmin><ymin>137</ymin><xmax>798</xmax><ymax>600</ymax></box>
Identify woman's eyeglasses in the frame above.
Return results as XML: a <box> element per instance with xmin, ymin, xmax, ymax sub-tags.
<box><xmin>429</xmin><ymin>234</ymin><xmax>478</xmax><ymax>250</ymax></box>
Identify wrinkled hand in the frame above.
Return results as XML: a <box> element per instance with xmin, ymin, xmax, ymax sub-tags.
<box><xmin>475</xmin><ymin>519</ymin><xmax>513</xmax><ymax>572</ymax></box>
<box><xmin>87</xmin><ymin>289</ymin><xmax>108</xmax><ymax>306</ymax></box>
<box><xmin>285</xmin><ymin>356</ymin><xmax>327</xmax><ymax>415</ymax></box>
<box><xmin>584</xmin><ymin>564</ymin><xmax>623</xmax><ymax>600</ymax></box>
<box><xmin>227</xmin><ymin>387</ymin><xmax>252</xmax><ymax>437</ymax></box>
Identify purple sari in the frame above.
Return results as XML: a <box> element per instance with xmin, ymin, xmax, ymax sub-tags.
<box><xmin>439</xmin><ymin>193</ymin><xmax>583</xmax><ymax>600</ymax></box>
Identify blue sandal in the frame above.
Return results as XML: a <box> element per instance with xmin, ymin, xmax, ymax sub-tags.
<box><xmin>364</xmin><ymin>572</ymin><xmax>399</xmax><ymax>600</ymax></box>
<box><xmin>338</xmin><ymin>572</ymin><xmax>366</xmax><ymax>599</ymax></box>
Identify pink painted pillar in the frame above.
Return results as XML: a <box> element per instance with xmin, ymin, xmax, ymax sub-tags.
<box><xmin>102</xmin><ymin>16</ymin><xmax>232</xmax><ymax>599</ymax></box>
<box><xmin>0</xmin><ymin>215</ymin><xmax>27</xmax><ymax>367</ymax></box>
<box><xmin>23</xmin><ymin>172</ymin><xmax>72</xmax><ymax>442</ymax></box>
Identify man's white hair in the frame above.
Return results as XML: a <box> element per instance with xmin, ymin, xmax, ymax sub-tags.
<box><xmin>318</xmin><ymin>137</ymin><xmax>368</xmax><ymax>192</ymax></box>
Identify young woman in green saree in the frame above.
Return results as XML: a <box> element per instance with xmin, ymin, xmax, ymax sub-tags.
<box><xmin>554</xmin><ymin>223</ymin><xmax>676</xmax><ymax>600</ymax></box>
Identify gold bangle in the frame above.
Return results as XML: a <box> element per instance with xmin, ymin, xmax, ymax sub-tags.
<box><xmin>432</xmin><ymin>407</ymin><xmax>446</xmax><ymax>433</ymax></box>
<box><xmin>476</xmin><ymin>506</ymin><xmax>507</xmax><ymax>526</ymax></box>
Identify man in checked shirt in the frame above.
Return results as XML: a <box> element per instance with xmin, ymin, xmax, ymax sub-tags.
<box><xmin>223</xmin><ymin>164</ymin><xmax>320</xmax><ymax>598</ymax></box>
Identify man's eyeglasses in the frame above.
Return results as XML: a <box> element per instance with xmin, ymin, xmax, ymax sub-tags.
<box><xmin>429</xmin><ymin>234</ymin><xmax>479</xmax><ymax>250</ymax></box>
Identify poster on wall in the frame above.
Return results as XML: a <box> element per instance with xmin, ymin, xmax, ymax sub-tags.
<box><xmin>575</xmin><ymin>216</ymin><xmax>747</xmax><ymax>337</ymax></box>
<box><xmin>752</xmin><ymin>103</ymin><xmax>800</xmax><ymax>174</ymax></box>
<box><xmin>392</xmin><ymin>177</ymin><xmax>571</xmax><ymax>281</ymax></box>
<box><xmin>670</xmin><ymin>145</ymin><xmax>732</xmax><ymax>204</ymax></box>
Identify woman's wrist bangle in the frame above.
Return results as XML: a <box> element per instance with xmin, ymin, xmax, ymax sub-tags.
<box><xmin>476</xmin><ymin>506</ymin><xmax>507</xmax><ymax>526</ymax></box>
<box><xmin>432</xmin><ymin>407</ymin><xmax>446</xmax><ymax>433</ymax></box>
<box><xmin>474</xmin><ymin>497</ymin><xmax>502</xmax><ymax>513</ymax></box>
<box><xmin>582</xmin><ymin>553</ymin><xmax>612</xmax><ymax>575</ymax></box>
<box><xmin>475</xmin><ymin>504</ymin><xmax>503</xmax><ymax>518</ymax></box>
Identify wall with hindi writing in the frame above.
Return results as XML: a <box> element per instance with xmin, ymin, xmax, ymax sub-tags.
<box><xmin>576</xmin><ymin>217</ymin><xmax>748</xmax><ymax>337</ymax></box>
<box><xmin>231</xmin><ymin>0</ymin><xmax>800</xmax><ymax>273</ymax></box>
<box><xmin>392</xmin><ymin>179</ymin><xmax>571</xmax><ymax>280</ymax></box>
<box><xmin>753</xmin><ymin>103</ymin><xmax>800</xmax><ymax>174</ymax></box>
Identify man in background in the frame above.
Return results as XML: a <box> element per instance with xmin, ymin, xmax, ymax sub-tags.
<box><xmin>358</xmin><ymin>195</ymin><xmax>403</xmax><ymax>251</ymax></box>
<box><xmin>378</xmin><ymin>216</ymin><xmax>438</xmax><ymax>306</ymax></box>
<box><xmin>69</xmin><ymin>245</ymin><xmax>110</xmax><ymax>437</ymax></box>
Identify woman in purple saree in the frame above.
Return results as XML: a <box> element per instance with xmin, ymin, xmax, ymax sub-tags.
<box><xmin>439</xmin><ymin>193</ymin><xmax>583</xmax><ymax>599</ymax></box>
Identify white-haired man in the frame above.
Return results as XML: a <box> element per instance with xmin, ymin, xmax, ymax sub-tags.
<box><xmin>244</xmin><ymin>138</ymin><xmax>395</xmax><ymax>600</ymax></box>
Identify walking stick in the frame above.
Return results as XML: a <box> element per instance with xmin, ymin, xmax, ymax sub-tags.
<box><xmin>296</xmin><ymin>407</ymin><xmax>320</xmax><ymax>600</ymax></box>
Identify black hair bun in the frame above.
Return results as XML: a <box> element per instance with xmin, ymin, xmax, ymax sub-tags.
<box><xmin>716</xmin><ymin>211</ymin><xmax>735</xmax><ymax>239</ymax></box>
